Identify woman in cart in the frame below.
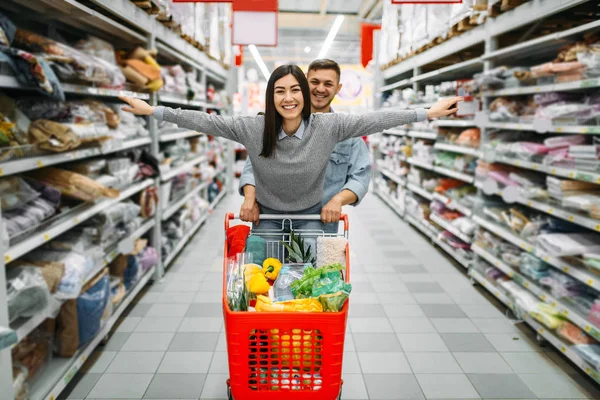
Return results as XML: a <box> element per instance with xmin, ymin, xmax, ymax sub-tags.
<box><xmin>119</xmin><ymin>64</ymin><xmax>461</xmax><ymax>219</ymax></box>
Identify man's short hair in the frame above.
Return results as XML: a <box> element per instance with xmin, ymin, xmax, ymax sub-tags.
<box><xmin>308</xmin><ymin>59</ymin><xmax>341</xmax><ymax>81</ymax></box>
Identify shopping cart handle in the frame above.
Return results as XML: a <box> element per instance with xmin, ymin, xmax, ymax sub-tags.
<box><xmin>225</xmin><ymin>213</ymin><xmax>349</xmax><ymax>230</ymax></box>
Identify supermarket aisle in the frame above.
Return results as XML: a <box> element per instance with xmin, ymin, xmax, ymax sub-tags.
<box><xmin>60</xmin><ymin>193</ymin><xmax>600</xmax><ymax>400</ymax></box>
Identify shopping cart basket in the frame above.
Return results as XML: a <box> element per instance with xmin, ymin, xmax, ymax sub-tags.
<box><xmin>222</xmin><ymin>213</ymin><xmax>351</xmax><ymax>400</ymax></box>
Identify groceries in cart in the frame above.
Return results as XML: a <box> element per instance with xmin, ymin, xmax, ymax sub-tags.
<box><xmin>225</xmin><ymin>229</ymin><xmax>351</xmax><ymax>313</ymax></box>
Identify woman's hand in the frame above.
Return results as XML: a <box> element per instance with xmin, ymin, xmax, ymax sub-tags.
<box><xmin>118</xmin><ymin>95</ymin><xmax>155</xmax><ymax>115</ymax></box>
<box><xmin>427</xmin><ymin>96</ymin><xmax>464</xmax><ymax>119</ymax></box>
<box><xmin>321</xmin><ymin>197</ymin><xmax>342</xmax><ymax>224</ymax></box>
<box><xmin>240</xmin><ymin>198</ymin><xmax>260</xmax><ymax>226</ymax></box>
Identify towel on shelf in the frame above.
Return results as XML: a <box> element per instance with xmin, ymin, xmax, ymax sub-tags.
<box><xmin>536</xmin><ymin>233</ymin><xmax>600</xmax><ymax>256</ymax></box>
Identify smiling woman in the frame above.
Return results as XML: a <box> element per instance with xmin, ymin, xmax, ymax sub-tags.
<box><xmin>119</xmin><ymin>64</ymin><xmax>462</xmax><ymax>218</ymax></box>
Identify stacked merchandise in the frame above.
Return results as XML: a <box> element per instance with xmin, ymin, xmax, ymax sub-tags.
<box><xmin>437</xmin><ymin>127</ymin><xmax>480</xmax><ymax>149</ymax></box>
<box><xmin>161</xmin><ymin>194</ymin><xmax>209</xmax><ymax>261</ymax></box>
<box><xmin>160</xmin><ymin>64</ymin><xmax>206</xmax><ymax>102</ymax></box>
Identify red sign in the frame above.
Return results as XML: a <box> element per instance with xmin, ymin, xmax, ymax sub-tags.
<box><xmin>234</xmin><ymin>45</ymin><xmax>243</xmax><ymax>66</ymax></box>
<box><xmin>391</xmin><ymin>0</ymin><xmax>461</xmax><ymax>3</ymax></box>
<box><xmin>361</xmin><ymin>23</ymin><xmax>380</xmax><ymax>68</ymax></box>
<box><xmin>233</xmin><ymin>0</ymin><xmax>277</xmax><ymax>11</ymax></box>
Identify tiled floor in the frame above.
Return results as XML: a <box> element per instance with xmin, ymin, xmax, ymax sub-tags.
<box><xmin>59</xmin><ymin>191</ymin><xmax>600</xmax><ymax>400</ymax></box>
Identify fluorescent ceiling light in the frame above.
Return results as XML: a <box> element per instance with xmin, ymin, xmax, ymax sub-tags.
<box><xmin>304</xmin><ymin>46</ymin><xmax>311</xmax><ymax>53</ymax></box>
<box><xmin>248</xmin><ymin>44</ymin><xmax>270</xmax><ymax>81</ymax></box>
<box><xmin>317</xmin><ymin>15</ymin><xmax>344</xmax><ymax>59</ymax></box>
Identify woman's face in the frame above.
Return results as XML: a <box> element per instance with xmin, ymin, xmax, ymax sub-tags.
<box><xmin>273</xmin><ymin>74</ymin><xmax>304</xmax><ymax>120</ymax></box>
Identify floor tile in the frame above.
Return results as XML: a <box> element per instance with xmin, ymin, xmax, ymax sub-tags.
<box><xmin>396</xmin><ymin>333</ymin><xmax>449</xmax><ymax>352</ymax></box>
<box><xmin>358</xmin><ymin>352</ymin><xmax>412</xmax><ymax>374</ymax></box>
<box><xmin>518</xmin><ymin>373</ymin><xmax>594</xmax><ymax>399</ymax></box>
<box><xmin>416</xmin><ymin>373</ymin><xmax>481</xmax><ymax>399</ymax></box>
<box><xmin>343</xmin><ymin>351</ymin><xmax>362</xmax><ymax>374</ymax></box>
<box><xmin>419</xmin><ymin>304</ymin><xmax>467</xmax><ymax>318</ymax></box>
<box><xmin>105</xmin><ymin>351</ymin><xmax>164</xmax><ymax>374</ymax></box>
<box><xmin>147</xmin><ymin>303</ymin><xmax>190</xmax><ymax>317</ymax></box>
<box><xmin>352</xmin><ymin>333</ymin><xmax>403</xmax><ymax>352</ymax></box>
<box><xmin>468</xmin><ymin>374</ymin><xmax>537</xmax><ymax>399</ymax></box>
<box><xmin>341</xmin><ymin>373</ymin><xmax>369</xmax><ymax>399</ymax></box>
<box><xmin>383</xmin><ymin>304</ymin><xmax>425</xmax><ymax>318</ymax></box>
<box><xmin>406</xmin><ymin>352</ymin><xmax>462</xmax><ymax>374</ymax></box>
<box><xmin>115</xmin><ymin>317</ymin><xmax>142</xmax><ymax>333</ymax></box>
<box><xmin>186</xmin><ymin>303</ymin><xmax>224</xmax><ymax>317</ymax></box>
<box><xmin>121</xmin><ymin>332</ymin><xmax>174</xmax><ymax>352</ymax></box>
<box><xmin>459</xmin><ymin>303</ymin><xmax>506</xmax><ymax>319</ymax></box>
<box><xmin>348</xmin><ymin>303</ymin><xmax>387</xmax><ymax>318</ymax></box>
<box><xmin>85</xmin><ymin>351</ymin><xmax>118</xmax><ymax>374</ymax></box>
<box><xmin>484</xmin><ymin>333</ymin><xmax>543</xmax><ymax>353</ymax></box>
<box><xmin>199</xmin><ymin>373</ymin><xmax>229</xmax><ymax>399</ymax></box>
<box><xmin>390</xmin><ymin>317</ymin><xmax>436</xmax><ymax>333</ymax></box>
<box><xmin>471</xmin><ymin>318</ymin><xmax>520</xmax><ymax>333</ymax></box>
<box><xmin>413</xmin><ymin>293</ymin><xmax>455</xmax><ymax>304</ymax></box>
<box><xmin>178</xmin><ymin>317</ymin><xmax>223</xmax><ymax>332</ymax></box>
<box><xmin>377</xmin><ymin>292</ymin><xmax>417</xmax><ymax>304</ymax></box>
<box><xmin>168</xmin><ymin>332</ymin><xmax>220</xmax><ymax>352</ymax></box>
<box><xmin>193</xmin><ymin>292</ymin><xmax>222</xmax><ymax>303</ymax></box>
<box><xmin>157</xmin><ymin>351</ymin><xmax>213</xmax><ymax>373</ymax></box>
<box><xmin>164</xmin><ymin>281</ymin><xmax>202</xmax><ymax>292</ymax></box>
<box><xmin>400</xmin><ymin>273</ymin><xmax>434</xmax><ymax>282</ymax></box>
<box><xmin>135</xmin><ymin>317</ymin><xmax>183</xmax><ymax>332</ymax></box>
<box><xmin>143</xmin><ymin>374</ymin><xmax>207</xmax><ymax>399</ymax></box>
<box><xmin>370</xmin><ymin>280</ymin><xmax>409</xmax><ymax>292</ymax></box>
<box><xmin>156</xmin><ymin>292</ymin><xmax>196</xmax><ymax>304</ymax></box>
<box><xmin>405</xmin><ymin>281</ymin><xmax>445</xmax><ymax>293</ymax></box>
<box><xmin>448</xmin><ymin>289</ymin><xmax>488</xmax><ymax>305</ymax></box>
<box><xmin>453</xmin><ymin>352</ymin><xmax>513</xmax><ymax>374</ymax></box>
<box><xmin>363</xmin><ymin>374</ymin><xmax>425</xmax><ymax>399</ymax></box>
<box><xmin>441</xmin><ymin>333</ymin><xmax>496</xmax><ymax>352</ymax></box>
<box><xmin>500</xmin><ymin>352</ymin><xmax>565</xmax><ymax>374</ymax></box>
<box><xmin>209</xmin><ymin>352</ymin><xmax>229</xmax><ymax>374</ymax></box>
<box><xmin>87</xmin><ymin>373</ymin><xmax>153</xmax><ymax>399</ymax></box>
<box><xmin>66</xmin><ymin>373</ymin><xmax>103</xmax><ymax>399</ymax></box>
<box><xmin>393</xmin><ymin>264</ymin><xmax>428</xmax><ymax>274</ymax></box>
<box><xmin>351</xmin><ymin>293</ymin><xmax>381</xmax><ymax>304</ymax></box>
<box><xmin>102</xmin><ymin>332</ymin><xmax>131</xmax><ymax>351</ymax></box>
<box><xmin>216</xmin><ymin>333</ymin><xmax>227</xmax><ymax>352</ymax></box>
<box><xmin>136</xmin><ymin>291</ymin><xmax>160</xmax><ymax>304</ymax></box>
<box><xmin>127</xmin><ymin>303</ymin><xmax>152</xmax><ymax>317</ymax></box>
<box><xmin>349</xmin><ymin>317</ymin><xmax>393</xmax><ymax>333</ymax></box>
<box><xmin>431</xmin><ymin>318</ymin><xmax>480</xmax><ymax>333</ymax></box>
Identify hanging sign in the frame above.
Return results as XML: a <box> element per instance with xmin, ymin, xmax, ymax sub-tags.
<box><xmin>233</xmin><ymin>0</ymin><xmax>278</xmax><ymax>46</ymax></box>
<box><xmin>361</xmin><ymin>23</ymin><xmax>380</xmax><ymax>68</ymax></box>
<box><xmin>391</xmin><ymin>0</ymin><xmax>462</xmax><ymax>3</ymax></box>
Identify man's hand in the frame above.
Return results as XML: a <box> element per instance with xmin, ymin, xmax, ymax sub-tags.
<box><xmin>240</xmin><ymin>198</ymin><xmax>260</xmax><ymax>225</ymax></box>
<box><xmin>321</xmin><ymin>196</ymin><xmax>342</xmax><ymax>224</ymax></box>
<box><xmin>118</xmin><ymin>96</ymin><xmax>155</xmax><ymax>115</ymax></box>
<box><xmin>427</xmin><ymin>96</ymin><xmax>464</xmax><ymax>119</ymax></box>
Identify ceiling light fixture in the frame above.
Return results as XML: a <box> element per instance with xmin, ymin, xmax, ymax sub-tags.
<box><xmin>304</xmin><ymin>46</ymin><xmax>311</xmax><ymax>53</ymax></box>
<box><xmin>317</xmin><ymin>14</ymin><xmax>345</xmax><ymax>59</ymax></box>
<box><xmin>248</xmin><ymin>44</ymin><xmax>270</xmax><ymax>81</ymax></box>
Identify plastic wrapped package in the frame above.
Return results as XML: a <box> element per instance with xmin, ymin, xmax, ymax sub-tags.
<box><xmin>558</xmin><ymin>322</ymin><xmax>596</xmax><ymax>345</ymax></box>
<box><xmin>6</xmin><ymin>266</ymin><xmax>51</xmax><ymax>323</ymax></box>
<box><xmin>25</xmin><ymin>249</ymin><xmax>91</xmax><ymax>299</ymax></box>
<box><xmin>75</xmin><ymin>36</ymin><xmax>119</xmax><ymax>66</ymax></box>
<box><xmin>27</xmin><ymin>167</ymin><xmax>119</xmax><ymax>201</ymax></box>
<box><xmin>227</xmin><ymin>254</ymin><xmax>249</xmax><ymax>311</ymax></box>
<box><xmin>12</xmin><ymin>364</ymin><xmax>29</xmax><ymax>400</ymax></box>
<box><xmin>520</xmin><ymin>252</ymin><xmax>550</xmax><ymax>281</ymax></box>
<box><xmin>529</xmin><ymin>302</ymin><xmax>565</xmax><ymax>329</ymax></box>
<box><xmin>138</xmin><ymin>246</ymin><xmax>158</xmax><ymax>272</ymax></box>
<box><xmin>12</xmin><ymin>328</ymin><xmax>52</xmax><ymax>381</ymax></box>
<box><xmin>110</xmin><ymin>275</ymin><xmax>126</xmax><ymax>306</ymax></box>
<box><xmin>77</xmin><ymin>270</ymin><xmax>110</xmax><ymax>346</ymax></box>
<box><xmin>573</xmin><ymin>344</ymin><xmax>600</xmax><ymax>371</ymax></box>
<box><xmin>0</xmin><ymin>177</ymin><xmax>41</xmax><ymax>212</ymax></box>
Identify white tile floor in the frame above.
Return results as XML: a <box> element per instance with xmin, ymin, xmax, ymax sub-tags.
<box><xmin>59</xmin><ymin>191</ymin><xmax>600</xmax><ymax>399</ymax></box>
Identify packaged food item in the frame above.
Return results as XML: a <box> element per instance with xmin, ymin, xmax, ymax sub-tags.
<box><xmin>255</xmin><ymin>295</ymin><xmax>323</xmax><ymax>312</ymax></box>
<box><xmin>557</xmin><ymin>322</ymin><xmax>596</xmax><ymax>345</ymax></box>
<box><xmin>273</xmin><ymin>264</ymin><xmax>307</xmax><ymax>302</ymax></box>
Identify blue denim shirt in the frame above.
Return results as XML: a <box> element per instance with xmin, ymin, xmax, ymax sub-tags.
<box><xmin>239</xmin><ymin>137</ymin><xmax>371</xmax><ymax>206</ymax></box>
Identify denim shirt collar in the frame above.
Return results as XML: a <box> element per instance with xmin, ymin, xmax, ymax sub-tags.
<box><xmin>278</xmin><ymin>119</ymin><xmax>307</xmax><ymax>140</ymax></box>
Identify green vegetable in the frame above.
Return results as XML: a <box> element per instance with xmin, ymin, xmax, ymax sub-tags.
<box><xmin>290</xmin><ymin>263</ymin><xmax>343</xmax><ymax>298</ymax></box>
<box><xmin>282</xmin><ymin>231</ymin><xmax>316</xmax><ymax>265</ymax></box>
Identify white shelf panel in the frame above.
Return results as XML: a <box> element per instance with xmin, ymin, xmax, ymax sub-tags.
<box><xmin>4</xmin><ymin>179</ymin><xmax>154</xmax><ymax>264</ymax></box>
<box><xmin>469</xmin><ymin>268</ymin><xmax>514</xmax><ymax>309</ymax></box>
<box><xmin>209</xmin><ymin>190</ymin><xmax>227</xmax><ymax>210</ymax></box>
<box><xmin>159</xmin><ymin>93</ymin><xmax>207</xmax><ymax>108</ymax></box>
<box><xmin>161</xmin><ymin>154</ymin><xmax>207</xmax><ymax>181</ymax></box>
<box><xmin>485</xmin><ymin>121</ymin><xmax>600</xmax><ymax>135</ymax></box>
<box><xmin>30</xmin><ymin>266</ymin><xmax>156</xmax><ymax>400</ymax></box>
<box><xmin>164</xmin><ymin>213</ymin><xmax>209</xmax><ymax>268</ymax></box>
<box><xmin>379</xmin><ymin>78</ymin><xmax>412</xmax><ymax>92</ymax></box>
<box><xmin>206</xmin><ymin>103</ymin><xmax>224</xmax><ymax>110</ymax></box>
<box><xmin>434</xmin><ymin>142</ymin><xmax>481</xmax><ymax>157</ymax></box>
<box><xmin>0</xmin><ymin>137</ymin><xmax>151</xmax><ymax>177</ymax></box>
<box><xmin>162</xmin><ymin>182</ymin><xmax>208</xmax><ymax>221</ymax></box>
<box><xmin>493</xmin><ymin>155</ymin><xmax>600</xmax><ymax>186</ymax></box>
<box><xmin>412</xmin><ymin>58</ymin><xmax>483</xmax><ymax>83</ymax></box>
<box><xmin>522</xmin><ymin>198</ymin><xmax>600</xmax><ymax>233</ymax></box>
<box><xmin>380</xmin><ymin>168</ymin><xmax>407</xmax><ymax>186</ymax></box>
<box><xmin>430</xmin><ymin>213</ymin><xmax>473</xmax><ymax>243</ymax></box>
<box><xmin>433</xmin><ymin>166</ymin><xmax>475</xmax><ymax>183</ymax></box>
<box><xmin>408</xmin><ymin>130</ymin><xmax>438</xmax><ymax>140</ymax></box>
<box><xmin>382</xmin><ymin>128</ymin><xmax>407</xmax><ymax>136</ymax></box>
<box><xmin>432</xmin><ymin>193</ymin><xmax>473</xmax><ymax>217</ymax></box>
<box><xmin>435</xmin><ymin>120</ymin><xmax>478</xmax><ymax>128</ymax></box>
<box><xmin>408</xmin><ymin>158</ymin><xmax>434</xmax><ymax>171</ymax></box>
<box><xmin>159</xmin><ymin>131</ymin><xmax>203</xmax><ymax>142</ymax></box>
<box><xmin>407</xmin><ymin>183</ymin><xmax>434</xmax><ymax>201</ymax></box>
<box><xmin>483</xmin><ymin>78</ymin><xmax>600</xmax><ymax>97</ymax></box>
<box><xmin>375</xmin><ymin>190</ymin><xmax>405</xmax><ymax>219</ymax></box>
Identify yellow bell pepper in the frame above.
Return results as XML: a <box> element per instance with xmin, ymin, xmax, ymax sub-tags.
<box><xmin>244</xmin><ymin>263</ymin><xmax>262</xmax><ymax>281</ymax></box>
<box><xmin>247</xmin><ymin>273</ymin><xmax>270</xmax><ymax>294</ymax></box>
<box><xmin>262</xmin><ymin>258</ymin><xmax>283</xmax><ymax>280</ymax></box>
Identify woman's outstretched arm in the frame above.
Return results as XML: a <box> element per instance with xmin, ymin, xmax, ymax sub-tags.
<box><xmin>334</xmin><ymin>97</ymin><xmax>463</xmax><ymax>142</ymax></box>
<box><xmin>119</xmin><ymin>96</ymin><xmax>260</xmax><ymax>145</ymax></box>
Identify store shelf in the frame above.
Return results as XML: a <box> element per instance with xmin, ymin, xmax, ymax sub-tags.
<box><xmin>159</xmin><ymin>93</ymin><xmax>207</xmax><ymax>108</ymax></box>
<box><xmin>209</xmin><ymin>190</ymin><xmax>227</xmax><ymax>210</ymax></box>
<box><xmin>413</xmin><ymin>58</ymin><xmax>483</xmax><ymax>83</ymax></box>
<box><xmin>469</xmin><ymin>268</ymin><xmax>514</xmax><ymax>309</ymax></box>
<box><xmin>162</xmin><ymin>182</ymin><xmax>209</xmax><ymax>221</ymax></box>
<box><xmin>29</xmin><ymin>266</ymin><xmax>156</xmax><ymax>400</ymax></box>
<box><xmin>435</xmin><ymin>120</ymin><xmax>478</xmax><ymax>128</ymax></box>
<box><xmin>206</xmin><ymin>103</ymin><xmax>224</xmax><ymax>110</ymax></box>
<box><xmin>375</xmin><ymin>190</ymin><xmax>404</xmax><ymax>219</ymax></box>
<box><xmin>382</xmin><ymin>128</ymin><xmax>407</xmax><ymax>136</ymax></box>
<box><xmin>434</xmin><ymin>142</ymin><xmax>481</xmax><ymax>157</ymax></box>
<box><xmin>408</xmin><ymin>158</ymin><xmax>434</xmax><ymax>171</ymax></box>
<box><xmin>492</xmin><ymin>155</ymin><xmax>600</xmax><ymax>185</ymax></box>
<box><xmin>433</xmin><ymin>166</ymin><xmax>475</xmax><ymax>184</ymax></box>
<box><xmin>380</xmin><ymin>168</ymin><xmax>407</xmax><ymax>186</ymax></box>
<box><xmin>164</xmin><ymin>213</ymin><xmax>209</xmax><ymax>268</ymax></box>
<box><xmin>407</xmin><ymin>182</ymin><xmax>434</xmax><ymax>201</ymax></box>
<box><xmin>472</xmin><ymin>243</ymin><xmax>600</xmax><ymax>343</ymax></box>
<box><xmin>485</xmin><ymin>121</ymin><xmax>600</xmax><ymax>135</ymax></box>
<box><xmin>473</xmin><ymin>215</ymin><xmax>600</xmax><ymax>293</ymax></box>
<box><xmin>0</xmin><ymin>137</ymin><xmax>151</xmax><ymax>177</ymax></box>
<box><xmin>4</xmin><ymin>179</ymin><xmax>154</xmax><ymax>264</ymax></box>
<box><xmin>160</xmin><ymin>154</ymin><xmax>207</xmax><ymax>182</ymax></box>
<box><xmin>159</xmin><ymin>131</ymin><xmax>203</xmax><ymax>142</ymax></box>
<box><xmin>408</xmin><ymin>130</ymin><xmax>438</xmax><ymax>140</ymax></box>
<box><xmin>483</xmin><ymin>78</ymin><xmax>600</xmax><ymax>97</ymax></box>
<box><xmin>430</xmin><ymin>213</ymin><xmax>473</xmax><ymax>243</ymax></box>
<box><xmin>432</xmin><ymin>193</ymin><xmax>473</xmax><ymax>217</ymax></box>
<box><xmin>405</xmin><ymin>214</ymin><xmax>471</xmax><ymax>269</ymax></box>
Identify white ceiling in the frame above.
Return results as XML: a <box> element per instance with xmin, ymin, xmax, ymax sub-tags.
<box><xmin>242</xmin><ymin>0</ymin><xmax>382</xmax><ymax>75</ymax></box>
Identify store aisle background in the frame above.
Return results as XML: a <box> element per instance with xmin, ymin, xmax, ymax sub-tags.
<box><xmin>59</xmin><ymin>191</ymin><xmax>600</xmax><ymax>400</ymax></box>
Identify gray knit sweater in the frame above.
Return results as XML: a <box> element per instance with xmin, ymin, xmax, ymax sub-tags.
<box><xmin>154</xmin><ymin>106</ymin><xmax>426</xmax><ymax>211</ymax></box>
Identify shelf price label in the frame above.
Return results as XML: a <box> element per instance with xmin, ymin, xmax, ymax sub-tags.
<box><xmin>587</xmin><ymin>279</ymin><xmax>594</xmax><ymax>286</ymax></box>
<box><xmin>4</xmin><ymin>254</ymin><xmax>11</xmax><ymax>263</ymax></box>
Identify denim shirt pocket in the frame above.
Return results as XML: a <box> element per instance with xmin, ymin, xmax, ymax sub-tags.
<box><xmin>326</xmin><ymin>148</ymin><xmax>350</xmax><ymax>186</ymax></box>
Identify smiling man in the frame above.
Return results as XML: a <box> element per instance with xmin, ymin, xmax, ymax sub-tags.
<box><xmin>239</xmin><ymin>59</ymin><xmax>372</xmax><ymax>233</ymax></box>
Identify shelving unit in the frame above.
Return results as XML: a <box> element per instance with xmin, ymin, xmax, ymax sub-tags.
<box><xmin>375</xmin><ymin>0</ymin><xmax>600</xmax><ymax>379</ymax></box>
<box><xmin>0</xmin><ymin>0</ymin><xmax>233</xmax><ymax>398</ymax></box>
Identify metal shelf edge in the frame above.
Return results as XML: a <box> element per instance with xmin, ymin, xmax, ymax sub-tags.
<box><xmin>160</xmin><ymin>155</ymin><xmax>207</xmax><ymax>182</ymax></box>
<box><xmin>162</xmin><ymin>182</ymin><xmax>208</xmax><ymax>221</ymax></box>
<box><xmin>164</xmin><ymin>213</ymin><xmax>209</xmax><ymax>268</ymax></box>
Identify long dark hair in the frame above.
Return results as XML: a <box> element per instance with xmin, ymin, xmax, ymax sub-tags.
<box><xmin>261</xmin><ymin>64</ymin><xmax>311</xmax><ymax>158</ymax></box>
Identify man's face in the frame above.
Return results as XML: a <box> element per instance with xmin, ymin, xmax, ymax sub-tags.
<box><xmin>307</xmin><ymin>68</ymin><xmax>342</xmax><ymax>112</ymax></box>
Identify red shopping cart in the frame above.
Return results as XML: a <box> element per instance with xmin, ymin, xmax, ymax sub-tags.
<box><xmin>222</xmin><ymin>213</ymin><xmax>351</xmax><ymax>400</ymax></box>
